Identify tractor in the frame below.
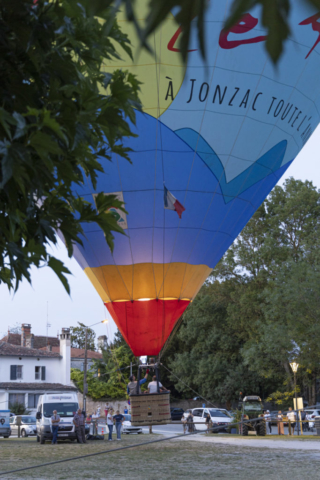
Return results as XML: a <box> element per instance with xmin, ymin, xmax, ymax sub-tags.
<box><xmin>239</xmin><ymin>395</ymin><xmax>266</xmax><ymax>436</ymax></box>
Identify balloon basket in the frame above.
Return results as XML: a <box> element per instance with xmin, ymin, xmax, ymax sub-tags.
<box><xmin>130</xmin><ymin>392</ymin><xmax>171</xmax><ymax>426</ymax></box>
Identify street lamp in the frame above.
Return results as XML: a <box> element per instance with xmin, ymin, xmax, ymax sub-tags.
<box><xmin>290</xmin><ymin>361</ymin><xmax>300</xmax><ymax>436</ymax></box>
<box><xmin>83</xmin><ymin>320</ymin><xmax>108</xmax><ymax>413</ymax></box>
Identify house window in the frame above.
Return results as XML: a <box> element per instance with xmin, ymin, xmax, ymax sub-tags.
<box><xmin>35</xmin><ymin>366</ymin><xmax>46</xmax><ymax>380</ymax></box>
<box><xmin>10</xmin><ymin>365</ymin><xmax>23</xmax><ymax>380</ymax></box>
<box><xmin>9</xmin><ymin>393</ymin><xmax>25</xmax><ymax>407</ymax></box>
<box><xmin>28</xmin><ymin>394</ymin><xmax>41</xmax><ymax>409</ymax></box>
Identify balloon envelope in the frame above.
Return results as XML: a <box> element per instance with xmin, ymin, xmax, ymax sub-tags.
<box><xmin>72</xmin><ymin>2</ymin><xmax>320</xmax><ymax>355</ymax></box>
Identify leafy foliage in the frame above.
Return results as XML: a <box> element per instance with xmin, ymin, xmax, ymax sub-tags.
<box><xmin>266</xmin><ymin>390</ymin><xmax>297</xmax><ymax>409</ymax></box>
<box><xmin>71</xmin><ymin>368</ymin><xmax>110</xmax><ymax>401</ymax></box>
<box><xmin>70</xmin><ymin>322</ymin><xmax>96</xmax><ymax>351</ymax></box>
<box><xmin>72</xmin><ymin>330</ymin><xmax>136</xmax><ymax>400</ymax></box>
<box><xmin>9</xmin><ymin>402</ymin><xmax>31</xmax><ymax>415</ymax></box>
<box><xmin>0</xmin><ymin>0</ymin><xmax>141</xmax><ymax>292</ymax></box>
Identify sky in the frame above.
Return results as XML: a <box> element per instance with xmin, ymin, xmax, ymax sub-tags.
<box><xmin>1</xmin><ymin>125</ymin><xmax>320</xmax><ymax>345</ymax></box>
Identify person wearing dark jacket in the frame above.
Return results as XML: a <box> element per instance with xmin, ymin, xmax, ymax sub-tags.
<box><xmin>73</xmin><ymin>409</ymin><xmax>86</xmax><ymax>444</ymax></box>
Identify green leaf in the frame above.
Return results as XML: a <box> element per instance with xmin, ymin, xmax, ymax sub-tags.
<box><xmin>48</xmin><ymin>256</ymin><xmax>71</xmax><ymax>294</ymax></box>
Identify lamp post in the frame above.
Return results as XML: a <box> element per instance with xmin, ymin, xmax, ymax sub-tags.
<box><xmin>83</xmin><ymin>320</ymin><xmax>108</xmax><ymax>413</ymax></box>
<box><xmin>290</xmin><ymin>361</ymin><xmax>299</xmax><ymax>436</ymax></box>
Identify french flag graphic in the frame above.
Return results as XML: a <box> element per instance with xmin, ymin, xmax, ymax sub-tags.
<box><xmin>164</xmin><ymin>185</ymin><xmax>186</xmax><ymax>219</ymax></box>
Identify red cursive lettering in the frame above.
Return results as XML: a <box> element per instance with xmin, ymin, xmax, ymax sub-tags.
<box><xmin>219</xmin><ymin>13</ymin><xmax>267</xmax><ymax>50</ymax></box>
<box><xmin>299</xmin><ymin>13</ymin><xmax>320</xmax><ymax>59</ymax></box>
<box><xmin>167</xmin><ymin>26</ymin><xmax>197</xmax><ymax>52</ymax></box>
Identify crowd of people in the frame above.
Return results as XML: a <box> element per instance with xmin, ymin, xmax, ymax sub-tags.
<box><xmin>50</xmin><ymin>407</ymin><xmax>126</xmax><ymax>445</ymax></box>
<box><xmin>262</xmin><ymin>407</ymin><xmax>310</xmax><ymax>435</ymax></box>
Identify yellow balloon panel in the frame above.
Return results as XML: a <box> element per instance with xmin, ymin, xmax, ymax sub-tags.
<box><xmin>100</xmin><ymin>8</ymin><xmax>185</xmax><ymax>117</ymax></box>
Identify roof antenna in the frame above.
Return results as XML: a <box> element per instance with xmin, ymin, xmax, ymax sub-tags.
<box><xmin>46</xmin><ymin>301</ymin><xmax>51</xmax><ymax>346</ymax></box>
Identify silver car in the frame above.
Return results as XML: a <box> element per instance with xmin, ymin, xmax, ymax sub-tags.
<box><xmin>121</xmin><ymin>414</ymin><xmax>143</xmax><ymax>434</ymax></box>
<box><xmin>9</xmin><ymin>415</ymin><xmax>37</xmax><ymax>437</ymax></box>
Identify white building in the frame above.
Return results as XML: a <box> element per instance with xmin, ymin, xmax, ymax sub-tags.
<box><xmin>0</xmin><ymin>326</ymin><xmax>77</xmax><ymax>413</ymax></box>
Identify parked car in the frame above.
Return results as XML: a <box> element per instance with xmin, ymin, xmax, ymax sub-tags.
<box><xmin>10</xmin><ymin>415</ymin><xmax>37</xmax><ymax>437</ymax></box>
<box><xmin>305</xmin><ymin>409</ymin><xmax>320</xmax><ymax>429</ymax></box>
<box><xmin>121</xmin><ymin>414</ymin><xmax>143</xmax><ymax>434</ymax></box>
<box><xmin>187</xmin><ymin>408</ymin><xmax>232</xmax><ymax>433</ymax></box>
<box><xmin>0</xmin><ymin>410</ymin><xmax>11</xmax><ymax>438</ymax></box>
<box><xmin>170</xmin><ymin>408</ymin><xmax>184</xmax><ymax>421</ymax></box>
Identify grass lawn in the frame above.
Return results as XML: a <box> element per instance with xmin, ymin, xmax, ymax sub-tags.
<box><xmin>1</xmin><ymin>433</ymin><xmax>320</xmax><ymax>479</ymax></box>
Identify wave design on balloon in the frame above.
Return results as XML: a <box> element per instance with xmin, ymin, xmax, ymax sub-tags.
<box><xmin>175</xmin><ymin>128</ymin><xmax>288</xmax><ymax>203</ymax></box>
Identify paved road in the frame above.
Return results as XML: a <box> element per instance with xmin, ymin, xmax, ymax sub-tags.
<box><xmin>142</xmin><ymin>423</ymin><xmax>316</xmax><ymax>437</ymax></box>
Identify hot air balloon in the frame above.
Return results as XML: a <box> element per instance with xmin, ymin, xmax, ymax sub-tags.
<box><xmin>70</xmin><ymin>1</ymin><xmax>320</xmax><ymax>358</ymax></box>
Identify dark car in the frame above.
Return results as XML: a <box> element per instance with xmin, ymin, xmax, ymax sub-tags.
<box><xmin>170</xmin><ymin>408</ymin><xmax>184</xmax><ymax>421</ymax></box>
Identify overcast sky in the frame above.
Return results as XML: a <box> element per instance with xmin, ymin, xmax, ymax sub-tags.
<box><xmin>1</xmin><ymin>125</ymin><xmax>320</xmax><ymax>345</ymax></box>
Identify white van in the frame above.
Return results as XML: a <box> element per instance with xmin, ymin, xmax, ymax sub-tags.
<box><xmin>36</xmin><ymin>393</ymin><xmax>81</xmax><ymax>444</ymax></box>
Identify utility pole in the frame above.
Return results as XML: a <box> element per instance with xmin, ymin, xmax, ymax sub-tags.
<box><xmin>293</xmin><ymin>370</ymin><xmax>300</xmax><ymax>436</ymax></box>
<box><xmin>82</xmin><ymin>319</ymin><xmax>108</xmax><ymax>413</ymax></box>
<box><xmin>290</xmin><ymin>362</ymin><xmax>300</xmax><ymax>436</ymax></box>
<box><xmin>83</xmin><ymin>327</ymin><xmax>88</xmax><ymax>413</ymax></box>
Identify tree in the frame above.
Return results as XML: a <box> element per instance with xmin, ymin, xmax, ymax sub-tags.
<box><xmin>8</xmin><ymin>402</ymin><xmax>30</xmax><ymax>415</ymax></box>
<box><xmin>70</xmin><ymin>322</ymin><xmax>96</xmax><ymax>351</ymax></box>
<box><xmin>0</xmin><ymin>0</ymin><xmax>141</xmax><ymax>292</ymax></box>
<box><xmin>215</xmin><ymin>178</ymin><xmax>320</xmax><ymax>401</ymax></box>
<box><xmin>72</xmin><ymin>330</ymin><xmax>136</xmax><ymax>399</ymax></box>
<box><xmin>165</xmin><ymin>281</ymin><xmax>277</xmax><ymax>407</ymax></box>
<box><xmin>164</xmin><ymin>179</ymin><xmax>320</xmax><ymax>406</ymax></box>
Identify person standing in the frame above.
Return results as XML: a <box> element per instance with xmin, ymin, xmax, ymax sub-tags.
<box><xmin>277</xmin><ymin>411</ymin><xmax>284</xmax><ymax>435</ymax></box>
<box><xmin>287</xmin><ymin>407</ymin><xmax>296</xmax><ymax>435</ymax></box>
<box><xmin>51</xmin><ymin>410</ymin><xmax>60</xmax><ymax>445</ymax></box>
<box><xmin>107</xmin><ymin>408</ymin><xmax>114</xmax><ymax>441</ymax></box>
<box><xmin>147</xmin><ymin>375</ymin><xmax>169</xmax><ymax>394</ymax></box>
<box><xmin>183</xmin><ymin>410</ymin><xmax>195</xmax><ymax>433</ymax></box>
<box><xmin>301</xmin><ymin>409</ymin><xmax>307</xmax><ymax>432</ymax></box>
<box><xmin>181</xmin><ymin>414</ymin><xmax>187</xmax><ymax>434</ymax></box>
<box><xmin>205</xmin><ymin>412</ymin><xmax>212</xmax><ymax>434</ymax></box>
<box><xmin>113</xmin><ymin>410</ymin><xmax>124</xmax><ymax>441</ymax></box>
<box><xmin>73</xmin><ymin>409</ymin><xmax>86</xmax><ymax>444</ymax></box>
<box><xmin>264</xmin><ymin>410</ymin><xmax>272</xmax><ymax>434</ymax></box>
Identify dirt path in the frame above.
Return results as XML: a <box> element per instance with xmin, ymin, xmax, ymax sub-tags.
<box><xmin>178</xmin><ymin>433</ymin><xmax>320</xmax><ymax>450</ymax></box>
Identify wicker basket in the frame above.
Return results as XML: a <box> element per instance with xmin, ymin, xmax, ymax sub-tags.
<box><xmin>130</xmin><ymin>392</ymin><xmax>171</xmax><ymax>426</ymax></box>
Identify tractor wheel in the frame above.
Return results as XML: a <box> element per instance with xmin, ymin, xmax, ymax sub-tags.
<box><xmin>241</xmin><ymin>424</ymin><xmax>248</xmax><ymax>436</ymax></box>
<box><xmin>258</xmin><ymin>421</ymin><xmax>267</xmax><ymax>436</ymax></box>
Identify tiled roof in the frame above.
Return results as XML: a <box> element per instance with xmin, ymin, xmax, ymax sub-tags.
<box><xmin>0</xmin><ymin>333</ymin><xmax>59</xmax><ymax>349</ymax></box>
<box><xmin>0</xmin><ymin>382</ymin><xmax>77</xmax><ymax>391</ymax></box>
<box><xmin>40</xmin><ymin>346</ymin><xmax>102</xmax><ymax>360</ymax></box>
<box><xmin>0</xmin><ymin>342</ymin><xmax>60</xmax><ymax>358</ymax></box>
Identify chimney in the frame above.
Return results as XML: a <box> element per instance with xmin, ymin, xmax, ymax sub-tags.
<box><xmin>25</xmin><ymin>334</ymin><xmax>34</xmax><ymax>349</ymax></box>
<box><xmin>46</xmin><ymin>344</ymin><xmax>52</xmax><ymax>352</ymax></box>
<box><xmin>21</xmin><ymin>324</ymin><xmax>31</xmax><ymax>347</ymax></box>
<box><xmin>97</xmin><ymin>335</ymin><xmax>107</xmax><ymax>353</ymax></box>
<box><xmin>60</xmin><ymin>328</ymin><xmax>71</xmax><ymax>385</ymax></box>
